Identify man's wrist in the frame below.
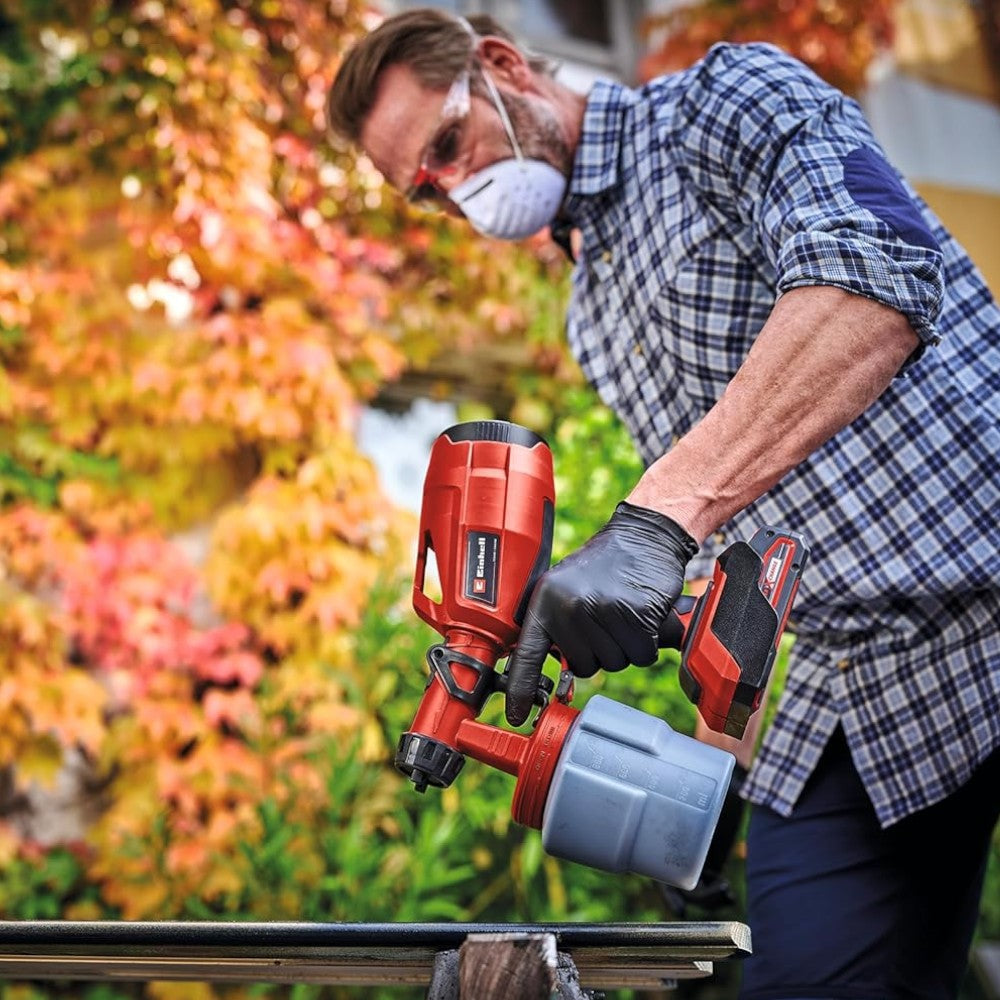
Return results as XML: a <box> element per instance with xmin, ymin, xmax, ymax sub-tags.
<box><xmin>624</xmin><ymin>485</ymin><xmax>714</xmax><ymax>546</ymax></box>
<box><xmin>625</xmin><ymin>439</ymin><xmax>730</xmax><ymax>545</ymax></box>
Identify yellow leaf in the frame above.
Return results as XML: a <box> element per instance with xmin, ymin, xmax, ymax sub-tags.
<box><xmin>0</xmin><ymin>823</ymin><xmax>20</xmax><ymax>866</ymax></box>
<box><xmin>148</xmin><ymin>981</ymin><xmax>216</xmax><ymax>1000</ymax></box>
<box><xmin>201</xmin><ymin>863</ymin><xmax>244</xmax><ymax>899</ymax></box>
<box><xmin>361</xmin><ymin>719</ymin><xmax>385</xmax><ymax>763</ymax></box>
<box><xmin>2</xmin><ymin>985</ymin><xmax>40</xmax><ymax>1000</ymax></box>
<box><xmin>118</xmin><ymin>877</ymin><xmax>170</xmax><ymax>920</ymax></box>
<box><xmin>442</xmin><ymin>784</ymin><xmax>459</xmax><ymax>815</ymax></box>
<box><xmin>64</xmin><ymin>899</ymin><xmax>103</xmax><ymax>921</ymax></box>
<box><xmin>0</xmin><ymin>369</ymin><xmax>12</xmax><ymax>417</ymax></box>
<box><xmin>17</xmin><ymin>736</ymin><xmax>63</xmax><ymax>789</ymax></box>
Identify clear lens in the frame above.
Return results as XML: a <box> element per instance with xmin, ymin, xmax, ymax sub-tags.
<box><xmin>404</xmin><ymin>70</ymin><xmax>471</xmax><ymax>208</ymax></box>
<box><xmin>425</xmin><ymin>119</ymin><xmax>465</xmax><ymax>173</ymax></box>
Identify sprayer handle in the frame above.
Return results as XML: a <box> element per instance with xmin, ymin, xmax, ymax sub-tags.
<box><xmin>658</xmin><ymin>596</ymin><xmax>697</xmax><ymax>650</ymax></box>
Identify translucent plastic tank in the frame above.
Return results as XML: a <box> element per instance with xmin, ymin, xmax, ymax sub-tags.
<box><xmin>541</xmin><ymin>695</ymin><xmax>735</xmax><ymax>889</ymax></box>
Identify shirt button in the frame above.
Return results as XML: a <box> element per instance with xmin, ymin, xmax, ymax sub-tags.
<box><xmin>670</xmin><ymin>434</ymin><xmax>680</xmax><ymax>447</ymax></box>
<box><xmin>837</xmin><ymin>658</ymin><xmax>850</xmax><ymax>671</ymax></box>
<box><xmin>601</xmin><ymin>249</ymin><xmax>613</xmax><ymax>263</ymax></box>
<box><xmin>714</xmin><ymin>531</ymin><xmax>726</xmax><ymax>545</ymax></box>
<box><xmin>632</xmin><ymin>343</ymin><xmax>643</xmax><ymax>356</ymax></box>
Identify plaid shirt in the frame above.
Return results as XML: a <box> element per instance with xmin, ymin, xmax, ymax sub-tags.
<box><xmin>563</xmin><ymin>43</ymin><xmax>1000</xmax><ymax>827</ymax></box>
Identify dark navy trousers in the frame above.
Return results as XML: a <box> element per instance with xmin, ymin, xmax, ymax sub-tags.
<box><xmin>739</xmin><ymin>727</ymin><xmax>1000</xmax><ymax>1000</ymax></box>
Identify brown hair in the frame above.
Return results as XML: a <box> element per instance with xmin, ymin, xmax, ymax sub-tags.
<box><xmin>327</xmin><ymin>8</ymin><xmax>557</xmax><ymax>144</ymax></box>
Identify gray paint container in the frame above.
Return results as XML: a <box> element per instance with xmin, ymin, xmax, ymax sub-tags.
<box><xmin>540</xmin><ymin>695</ymin><xmax>735</xmax><ymax>889</ymax></box>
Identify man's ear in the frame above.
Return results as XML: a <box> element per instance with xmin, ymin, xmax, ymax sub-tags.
<box><xmin>475</xmin><ymin>36</ymin><xmax>532</xmax><ymax>90</ymax></box>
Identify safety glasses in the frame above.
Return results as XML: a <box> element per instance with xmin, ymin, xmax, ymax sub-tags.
<box><xmin>405</xmin><ymin>68</ymin><xmax>472</xmax><ymax>208</ymax></box>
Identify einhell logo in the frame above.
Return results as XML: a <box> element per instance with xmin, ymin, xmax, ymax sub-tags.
<box><xmin>465</xmin><ymin>531</ymin><xmax>499</xmax><ymax>605</ymax></box>
<box><xmin>761</xmin><ymin>544</ymin><xmax>788</xmax><ymax>600</ymax></box>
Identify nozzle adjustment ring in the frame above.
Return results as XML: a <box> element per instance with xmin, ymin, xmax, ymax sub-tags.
<box><xmin>396</xmin><ymin>732</ymin><xmax>465</xmax><ymax>792</ymax></box>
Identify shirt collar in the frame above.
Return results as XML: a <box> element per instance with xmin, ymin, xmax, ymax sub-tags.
<box><xmin>568</xmin><ymin>79</ymin><xmax>640</xmax><ymax>199</ymax></box>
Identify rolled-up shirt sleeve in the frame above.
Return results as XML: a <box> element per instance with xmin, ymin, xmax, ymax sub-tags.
<box><xmin>676</xmin><ymin>43</ymin><xmax>944</xmax><ymax>353</ymax></box>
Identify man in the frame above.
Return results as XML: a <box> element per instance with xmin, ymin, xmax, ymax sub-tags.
<box><xmin>328</xmin><ymin>9</ymin><xmax>1000</xmax><ymax>998</ymax></box>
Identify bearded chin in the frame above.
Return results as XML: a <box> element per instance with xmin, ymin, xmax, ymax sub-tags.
<box><xmin>505</xmin><ymin>93</ymin><xmax>572</xmax><ymax>176</ymax></box>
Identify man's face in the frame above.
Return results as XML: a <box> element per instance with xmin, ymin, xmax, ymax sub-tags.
<box><xmin>359</xmin><ymin>59</ymin><xmax>570</xmax><ymax>212</ymax></box>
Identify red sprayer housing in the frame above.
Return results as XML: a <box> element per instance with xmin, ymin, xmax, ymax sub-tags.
<box><xmin>397</xmin><ymin>421</ymin><xmax>556</xmax><ymax>798</ymax></box>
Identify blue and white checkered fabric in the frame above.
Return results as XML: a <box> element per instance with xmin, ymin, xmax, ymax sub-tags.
<box><xmin>563</xmin><ymin>42</ymin><xmax>1000</xmax><ymax>826</ymax></box>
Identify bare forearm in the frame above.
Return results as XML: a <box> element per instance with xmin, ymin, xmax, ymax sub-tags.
<box><xmin>628</xmin><ymin>285</ymin><xmax>921</xmax><ymax>543</ymax></box>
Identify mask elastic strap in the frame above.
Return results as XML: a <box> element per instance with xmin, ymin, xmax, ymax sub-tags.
<box><xmin>455</xmin><ymin>15</ymin><xmax>525</xmax><ymax>164</ymax></box>
<box><xmin>479</xmin><ymin>67</ymin><xmax>525</xmax><ymax>163</ymax></box>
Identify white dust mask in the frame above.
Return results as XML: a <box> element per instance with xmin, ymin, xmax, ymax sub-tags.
<box><xmin>449</xmin><ymin>69</ymin><xmax>567</xmax><ymax>241</ymax></box>
<box><xmin>450</xmin><ymin>159</ymin><xmax>567</xmax><ymax>241</ymax></box>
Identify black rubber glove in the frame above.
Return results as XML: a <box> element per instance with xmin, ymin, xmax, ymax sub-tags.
<box><xmin>504</xmin><ymin>500</ymin><xmax>699</xmax><ymax>727</ymax></box>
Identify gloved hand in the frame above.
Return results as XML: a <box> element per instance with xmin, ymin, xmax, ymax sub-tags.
<box><xmin>504</xmin><ymin>500</ymin><xmax>699</xmax><ymax>727</ymax></box>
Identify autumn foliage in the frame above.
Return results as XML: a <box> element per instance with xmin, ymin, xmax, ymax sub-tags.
<box><xmin>639</xmin><ymin>0</ymin><xmax>896</xmax><ymax>93</ymax></box>
<box><xmin>0</xmin><ymin>0</ymin><xmax>569</xmax><ymax>943</ymax></box>
<box><xmin>2</xmin><ymin>6</ymin><xmax>998</xmax><ymax>997</ymax></box>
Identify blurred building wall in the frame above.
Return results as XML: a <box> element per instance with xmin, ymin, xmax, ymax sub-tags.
<box><xmin>862</xmin><ymin>0</ymin><xmax>1000</xmax><ymax>291</ymax></box>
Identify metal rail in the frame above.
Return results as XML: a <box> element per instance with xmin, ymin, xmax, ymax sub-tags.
<box><xmin>0</xmin><ymin>920</ymin><xmax>751</xmax><ymax>990</ymax></box>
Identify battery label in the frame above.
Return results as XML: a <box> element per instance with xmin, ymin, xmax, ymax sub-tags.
<box><xmin>465</xmin><ymin>531</ymin><xmax>499</xmax><ymax>606</ymax></box>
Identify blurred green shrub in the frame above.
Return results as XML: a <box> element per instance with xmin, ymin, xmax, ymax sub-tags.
<box><xmin>0</xmin><ymin>387</ymin><xmax>995</xmax><ymax>1000</ymax></box>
